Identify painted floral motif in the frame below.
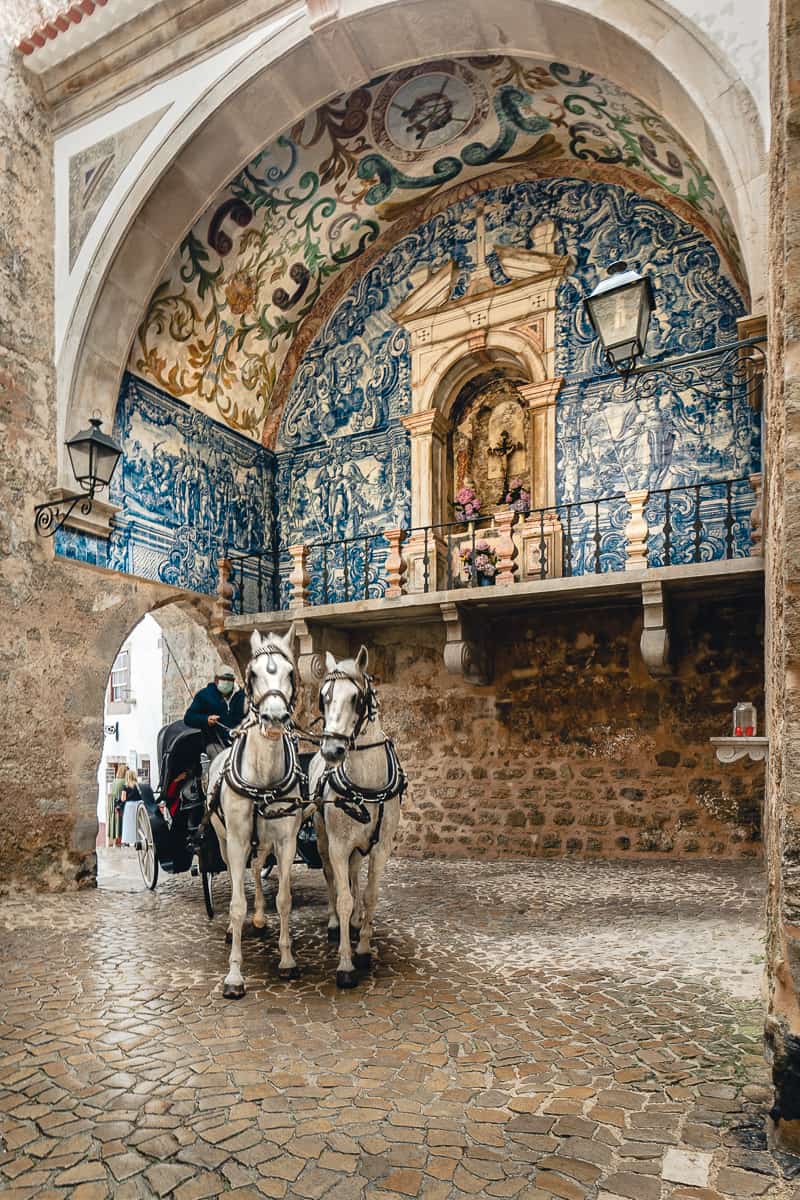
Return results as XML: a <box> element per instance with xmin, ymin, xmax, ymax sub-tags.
<box><xmin>130</xmin><ymin>55</ymin><xmax>743</xmax><ymax>440</ymax></box>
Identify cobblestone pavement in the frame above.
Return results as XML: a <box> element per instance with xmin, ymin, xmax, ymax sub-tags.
<box><xmin>1</xmin><ymin>855</ymin><xmax>798</xmax><ymax>1200</ymax></box>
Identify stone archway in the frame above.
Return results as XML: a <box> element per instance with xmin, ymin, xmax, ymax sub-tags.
<box><xmin>56</xmin><ymin>0</ymin><xmax>767</xmax><ymax>492</ymax></box>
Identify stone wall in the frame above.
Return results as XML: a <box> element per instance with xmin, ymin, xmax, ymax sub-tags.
<box><xmin>0</xmin><ymin>51</ymin><xmax>218</xmax><ymax>891</ymax></box>
<box><xmin>304</xmin><ymin>596</ymin><xmax>765</xmax><ymax>862</ymax></box>
<box><xmin>765</xmin><ymin>0</ymin><xmax>800</xmax><ymax>1152</ymax></box>
<box><xmin>154</xmin><ymin>605</ymin><xmax>236</xmax><ymax>727</ymax></box>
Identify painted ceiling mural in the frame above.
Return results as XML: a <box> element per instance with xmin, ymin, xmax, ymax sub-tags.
<box><xmin>129</xmin><ymin>54</ymin><xmax>744</xmax><ymax>443</ymax></box>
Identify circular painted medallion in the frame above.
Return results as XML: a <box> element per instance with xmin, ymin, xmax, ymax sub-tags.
<box><xmin>372</xmin><ymin>61</ymin><xmax>488</xmax><ymax>163</ymax></box>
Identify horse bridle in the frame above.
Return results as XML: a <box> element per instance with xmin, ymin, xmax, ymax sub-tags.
<box><xmin>245</xmin><ymin>643</ymin><xmax>297</xmax><ymax>721</ymax></box>
<box><xmin>318</xmin><ymin>669</ymin><xmax>378</xmax><ymax>747</ymax></box>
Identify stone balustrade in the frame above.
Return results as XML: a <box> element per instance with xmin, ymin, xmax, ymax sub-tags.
<box><xmin>266</xmin><ymin>478</ymin><xmax>755</xmax><ymax>612</ymax></box>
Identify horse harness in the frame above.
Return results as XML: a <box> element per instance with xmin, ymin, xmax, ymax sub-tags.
<box><xmin>213</xmin><ymin>640</ymin><xmax>305</xmax><ymax>850</ymax></box>
<box><xmin>313</xmin><ymin>669</ymin><xmax>407</xmax><ymax>857</ymax></box>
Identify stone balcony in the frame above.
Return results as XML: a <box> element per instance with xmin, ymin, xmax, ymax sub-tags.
<box><xmin>220</xmin><ymin>475</ymin><xmax>763</xmax><ymax>685</ymax></box>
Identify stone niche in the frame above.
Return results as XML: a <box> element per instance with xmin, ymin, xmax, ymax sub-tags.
<box><xmin>393</xmin><ymin>214</ymin><xmax>567</xmax><ymax>590</ymax></box>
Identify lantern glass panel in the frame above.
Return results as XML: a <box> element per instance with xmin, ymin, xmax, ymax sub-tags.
<box><xmin>67</xmin><ymin>438</ymin><xmax>92</xmax><ymax>487</ymax></box>
<box><xmin>93</xmin><ymin>441</ymin><xmax>121</xmax><ymax>486</ymax></box>
<box><xmin>589</xmin><ymin>283</ymin><xmax>644</xmax><ymax>353</ymax></box>
<box><xmin>732</xmin><ymin>701</ymin><xmax>757</xmax><ymax>737</ymax></box>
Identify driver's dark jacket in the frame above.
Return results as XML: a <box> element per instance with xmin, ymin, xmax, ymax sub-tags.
<box><xmin>184</xmin><ymin>683</ymin><xmax>245</xmax><ymax>744</ymax></box>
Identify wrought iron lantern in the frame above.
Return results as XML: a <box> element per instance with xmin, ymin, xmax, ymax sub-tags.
<box><xmin>585</xmin><ymin>262</ymin><xmax>655</xmax><ymax>376</ymax></box>
<box><xmin>34</xmin><ymin>417</ymin><xmax>123</xmax><ymax>537</ymax></box>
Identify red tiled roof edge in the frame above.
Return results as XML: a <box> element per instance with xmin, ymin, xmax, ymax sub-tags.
<box><xmin>17</xmin><ymin>0</ymin><xmax>109</xmax><ymax>56</ymax></box>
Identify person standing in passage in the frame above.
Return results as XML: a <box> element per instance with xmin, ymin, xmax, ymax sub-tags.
<box><xmin>120</xmin><ymin>768</ymin><xmax>141</xmax><ymax>846</ymax></box>
<box><xmin>108</xmin><ymin>764</ymin><xmax>127</xmax><ymax>846</ymax></box>
<box><xmin>184</xmin><ymin>668</ymin><xmax>245</xmax><ymax>760</ymax></box>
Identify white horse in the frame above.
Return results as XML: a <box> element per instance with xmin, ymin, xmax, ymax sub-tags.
<box><xmin>310</xmin><ymin>647</ymin><xmax>406</xmax><ymax>989</ymax></box>
<box><xmin>209</xmin><ymin>628</ymin><xmax>305</xmax><ymax>997</ymax></box>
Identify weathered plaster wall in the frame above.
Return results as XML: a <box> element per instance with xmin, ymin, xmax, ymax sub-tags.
<box><xmin>292</xmin><ymin>598</ymin><xmax>764</xmax><ymax>862</ymax></box>
<box><xmin>154</xmin><ymin>604</ymin><xmax>234</xmax><ymax>727</ymax></box>
<box><xmin>0</xmin><ymin>51</ymin><xmax>216</xmax><ymax>889</ymax></box>
<box><xmin>764</xmin><ymin>0</ymin><xmax>800</xmax><ymax>1151</ymax></box>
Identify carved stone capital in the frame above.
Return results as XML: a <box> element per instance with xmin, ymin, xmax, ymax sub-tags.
<box><xmin>401</xmin><ymin>408</ymin><xmax>450</xmax><ymax>442</ymax></box>
<box><xmin>440</xmin><ymin>602</ymin><xmax>492</xmax><ymax>686</ymax></box>
<box><xmin>306</xmin><ymin>0</ymin><xmax>339</xmax><ymax>30</ymax></box>
<box><xmin>517</xmin><ymin>377</ymin><xmax>563</xmax><ymax>411</ymax></box>
<box><xmin>640</xmin><ymin>581</ymin><xmax>671</xmax><ymax>676</ymax></box>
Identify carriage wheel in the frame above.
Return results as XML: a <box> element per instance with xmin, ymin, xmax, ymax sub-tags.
<box><xmin>135</xmin><ymin>802</ymin><xmax>158</xmax><ymax>890</ymax></box>
<box><xmin>202</xmin><ymin>868</ymin><xmax>215</xmax><ymax>920</ymax></box>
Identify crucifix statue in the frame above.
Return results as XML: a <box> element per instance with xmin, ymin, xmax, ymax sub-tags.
<box><xmin>488</xmin><ymin>428</ymin><xmax>523</xmax><ymax>502</ymax></box>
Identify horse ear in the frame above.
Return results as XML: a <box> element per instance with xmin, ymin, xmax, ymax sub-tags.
<box><xmin>355</xmin><ymin>645</ymin><xmax>369</xmax><ymax>674</ymax></box>
<box><xmin>283</xmin><ymin>622</ymin><xmax>297</xmax><ymax>660</ymax></box>
<box><xmin>250</xmin><ymin>630</ymin><xmax>263</xmax><ymax>656</ymax></box>
<box><xmin>325</xmin><ymin>650</ymin><xmax>337</xmax><ymax>673</ymax></box>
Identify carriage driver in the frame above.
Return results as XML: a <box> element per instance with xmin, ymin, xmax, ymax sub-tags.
<box><xmin>184</xmin><ymin>667</ymin><xmax>246</xmax><ymax>760</ymax></box>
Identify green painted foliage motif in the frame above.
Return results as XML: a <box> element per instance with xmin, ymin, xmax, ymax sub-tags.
<box><xmin>132</xmin><ymin>54</ymin><xmax>743</xmax><ymax>440</ymax></box>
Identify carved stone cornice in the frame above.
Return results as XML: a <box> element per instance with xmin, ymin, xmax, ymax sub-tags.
<box><xmin>401</xmin><ymin>409</ymin><xmax>450</xmax><ymax>441</ymax></box>
<box><xmin>517</xmin><ymin>377</ymin><xmax>564</xmax><ymax>410</ymax></box>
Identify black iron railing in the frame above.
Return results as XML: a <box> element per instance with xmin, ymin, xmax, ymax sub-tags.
<box><xmin>226</xmin><ymin>476</ymin><xmax>755</xmax><ymax>614</ymax></box>
<box><xmin>310</xmin><ymin>531</ymin><xmax>390</xmax><ymax>606</ymax></box>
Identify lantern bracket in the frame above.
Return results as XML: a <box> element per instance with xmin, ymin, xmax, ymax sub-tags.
<box><xmin>640</xmin><ymin>580</ymin><xmax>671</xmax><ymax>676</ymax></box>
<box><xmin>34</xmin><ymin>489</ymin><xmax>97</xmax><ymax>538</ymax></box>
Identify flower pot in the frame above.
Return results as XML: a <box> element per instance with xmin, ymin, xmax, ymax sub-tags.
<box><xmin>478</xmin><ymin>574</ymin><xmax>495</xmax><ymax>587</ymax></box>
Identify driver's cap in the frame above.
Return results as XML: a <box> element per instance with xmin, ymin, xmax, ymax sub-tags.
<box><xmin>217</xmin><ymin>668</ymin><xmax>235</xmax><ymax>680</ymax></box>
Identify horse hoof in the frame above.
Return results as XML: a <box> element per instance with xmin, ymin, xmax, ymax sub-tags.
<box><xmin>336</xmin><ymin>970</ymin><xmax>359</xmax><ymax>990</ymax></box>
<box><xmin>349</xmin><ymin>924</ymin><xmax>361</xmax><ymax>942</ymax></box>
<box><xmin>253</xmin><ymin>922</ymin><xmax>267</xmax><ymax>935</ymax></box>
<box><xmin>326</xmin><ymin>925</ymin><xmax>339</xmax><ymax>943</ymax></box>
<box><xmin>222</xmin><ymin>981</ymin><xmax>245</xmax><ymax>999</ymax></box>
<box><xmin>353</xmin><ymin>952</ymin><xmax>372</xmax><ymax>971</ymax></box>
<box><xmin>279</xmin><ymin>965</ymin><xmax>300</xmax><ymax>981</ymax></box>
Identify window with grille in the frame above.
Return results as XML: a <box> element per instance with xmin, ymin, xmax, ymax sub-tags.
<box><xmin>110</xmin><ymin>649</ymin><xmax>131</xmax><ymax>703</ymax></box>
<box><xmin>139</xmin><ymin>758</ymin><xmax>151</xmax><ymax>785</ymax></box>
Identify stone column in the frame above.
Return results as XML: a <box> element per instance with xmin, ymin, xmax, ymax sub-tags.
<box><xmin>494</xmin><ymin>509</ymin><xmax>518</xmax><ymax>586</ymax></box>
<box><xmin>287</xmin><ymin>544</ymin><xmax>310</xmax><ymax>609</ymax></box>
<box><xmin>211</xmin><ymin>557</ymin><xmax>234</xmax><ymax>632</ymax></box>
<box><xmin>517</xmin><ymin>378</ymin><xmax>563</xmax><ymax>509</ymax></box>
<box><xmin>749</xmin><ymin>472</ymin><xmax>763</xmax><ymax>552</ymax></box>
<box><xmin>624</xmin><ymin>489</ymin><xmax>649</xmax><ymax>570</ymax></box>
<box><xmin>765</xmin><ymin>0</ymin><xmax>800</xmax><ymax>1151</ymax></box>
<box><xmin>401</xmin><ymin>409</ymin><xmax>450</xmax><ymax>591</ymax></box>
<box><xmin>384</xmin><ymin>528</ymin><xmax>407</xmax><ymax>598</ymax></box>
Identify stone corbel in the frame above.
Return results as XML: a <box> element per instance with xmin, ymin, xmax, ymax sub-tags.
<box><xmin>440</xmin><ymin>602</ymin><xmax>492</xmax><ymax>686</ymax></box>
<box><xmin>640</xmin><ymin>581</ymin><xmax>671</xmax><ymax>676</ymax></box>
<box><xmin>293</xmin><ymin>619</ymin><xmax>350</xmax><ymax>687</ymax></box>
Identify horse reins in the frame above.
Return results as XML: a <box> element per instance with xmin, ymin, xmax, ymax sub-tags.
<box><xmin>314</xmin><ymin>670</ymin><xmax>407</xmax><ymax>856</ymax></box>
<box><xmin>214</xmin><ymin>643</ymin><xmax>306</xmax><ymax>847</ymax></box>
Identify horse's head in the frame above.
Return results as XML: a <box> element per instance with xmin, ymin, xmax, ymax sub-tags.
<box><xmin>319</xmin><ymin>646</ymin><xmax>372</xmax><ymax>764</ymax></box>
<box><xmin>245</xmin><ymin>626</ymin><xmax>297</xmax><ymax>732</ymax></box>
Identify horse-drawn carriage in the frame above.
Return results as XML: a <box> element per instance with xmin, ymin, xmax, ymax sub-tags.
<box><xmin>134</xmin><ymin>719</ymin><xmax>322</xmax><ymax>918</ymax></box>
<box><xmin>136</xmin><ymin>627</ymin><xmax>405</xmax><ymax>993</ymax></box>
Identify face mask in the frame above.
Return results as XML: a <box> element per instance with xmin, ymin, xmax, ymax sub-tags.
<box><xmin>218</xmin><ymin>680</ymin><xmax>234</xmax><ymax>696</ymax></box>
